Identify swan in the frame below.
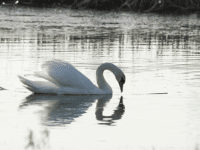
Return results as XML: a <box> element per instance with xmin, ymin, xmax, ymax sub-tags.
<box><xmin>18</xmin><ymin>60</ymin><xmax>126</xmax><ymax>94</ymax></box>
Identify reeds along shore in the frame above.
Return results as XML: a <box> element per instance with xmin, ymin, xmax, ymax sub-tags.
<box><xmin>16</xmin><ymin>0</ymin><xmax>200</xmax><ymax>12</ymax></box>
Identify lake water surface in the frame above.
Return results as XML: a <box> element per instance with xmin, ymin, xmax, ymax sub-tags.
<box><xmin>0</xmin><ymin>6</ymin><xmax>200</xmax><ymax>150</ymax></box>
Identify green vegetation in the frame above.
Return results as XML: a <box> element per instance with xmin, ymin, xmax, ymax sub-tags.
<box><xmin>18</xmin><ymin>0</ymin><xmax>200</xmax><ymax>12</ymax></box>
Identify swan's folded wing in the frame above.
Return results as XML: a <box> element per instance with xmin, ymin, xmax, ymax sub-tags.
<box><xmin>41</xmin><ymin>60</ymin><xmax>95</xmax><ymax>89</ymax></box>
<box><xmin>34</xmin><ymin>71</ymin><xmax>58</xmax><ymax>86</ymax></box>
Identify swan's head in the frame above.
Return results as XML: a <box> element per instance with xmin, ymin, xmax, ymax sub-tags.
<box><xmin>115</xmin><ymin>70</ymin><xmax>125</xmax><ymax>92</ymax></box>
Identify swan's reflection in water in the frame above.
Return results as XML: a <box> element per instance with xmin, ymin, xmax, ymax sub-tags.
<box><xmin>96</xmin><ymin>96</ymin><xmax>125</xmax><ymax>125</ymax></box>
<box><xmin>19</xmin><ymin>94</ymin><xmax>125</xmax><ymax>126</ymax></box>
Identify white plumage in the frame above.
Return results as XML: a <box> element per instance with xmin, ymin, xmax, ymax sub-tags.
<box><xmin>19</xmin><ymin>60</ymin><xmax>125</xmax><ymax>95</ymax></box>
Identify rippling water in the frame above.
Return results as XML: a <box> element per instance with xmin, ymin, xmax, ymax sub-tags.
<box><xmin>0</xmin><ymin>5</ymin><xmax>200</xmax><ymax>150</ymax></box>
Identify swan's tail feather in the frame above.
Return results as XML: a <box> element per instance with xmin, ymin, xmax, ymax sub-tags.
<box><xmin>18</xmin><ymin>75</ymin><xmax>59</xmax><ymax>94</ymax></box>
<box><xmin>26</xmin><ymin>86</ymin><xmax>36</xmax><ymax>92</ymax></box>
<box><xmin>18</xmin><ymin>75</ymin><xmax>32</xmax><ymax>87</ymax></box>
<box><xmin>18</xmin><ymin>75</ymin><xmax>37</xmax><ymax>92</ymax></box>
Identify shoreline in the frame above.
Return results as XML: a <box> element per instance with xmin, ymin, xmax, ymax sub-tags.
<box><xmin>1</xmin><ymin>0</ymin><xmax>200</xmax><ymax>14</ymax></box>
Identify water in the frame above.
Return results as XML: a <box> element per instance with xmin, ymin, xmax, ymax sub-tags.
<box><xmin>0</xmin><ymin>5</ymin><xmax>200</xmax><ymax>150</ymax></box>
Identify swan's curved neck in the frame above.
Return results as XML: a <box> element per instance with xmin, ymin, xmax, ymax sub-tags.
<box><xmin>96</xmin><ymin>63</ymin><xmax>117</xmax><ymax>94</ymax></box>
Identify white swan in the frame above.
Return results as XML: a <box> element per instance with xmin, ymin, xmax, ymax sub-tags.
<box><xmin>18</xmin><ymin>60</ymin><xmax>125</xmax><ymax>94</ymax></box>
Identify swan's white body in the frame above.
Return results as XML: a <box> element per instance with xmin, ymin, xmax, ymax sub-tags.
<box><xmin>19</xmin><ymin>60</ymin><xmax>125</xmax><ymax>95</ymax></box>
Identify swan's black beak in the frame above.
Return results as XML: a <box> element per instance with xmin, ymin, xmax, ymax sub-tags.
<box><xmin>119</xmin><ymin>77</ymin><xmax>125</xmax><ymax>92</ymax></box>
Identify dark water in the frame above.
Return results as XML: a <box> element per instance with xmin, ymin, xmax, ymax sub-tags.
<box><xmin>0</xmin><ymin>6</ymin><xmax>200</xmax><ymax>150</ymax></box>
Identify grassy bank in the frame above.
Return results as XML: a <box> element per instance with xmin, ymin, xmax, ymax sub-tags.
<box><xmin>15</xmin><ymin>0</ymin><xmax>200</xmax><ymax>12</ymax></box>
